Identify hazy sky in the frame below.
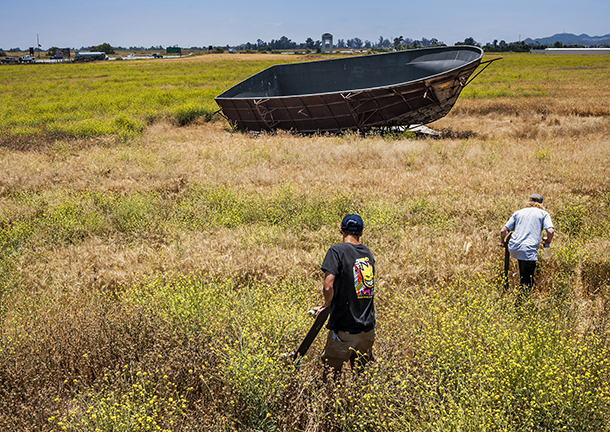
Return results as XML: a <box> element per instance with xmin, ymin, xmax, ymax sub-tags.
<box><xmin>2</xmin><ymin>0</ymin><xmax>609</xmax><ymax>50</ymax></box>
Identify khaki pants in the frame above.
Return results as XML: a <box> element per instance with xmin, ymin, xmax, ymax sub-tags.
<box><xmin>321</xmin><ymin>329</ymin><xmax>375</xmax><ymax>378</ymax></box>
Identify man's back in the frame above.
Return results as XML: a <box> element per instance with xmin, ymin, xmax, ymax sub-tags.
<box><xmin>321</xmin><ymin>242</ymin><xmax>375</xmax><ymax>333</ymax></box>
<box><xmin>506</xmin><ymin>206</ymin><xmax>553</xmax><ymax>260</ymax></box>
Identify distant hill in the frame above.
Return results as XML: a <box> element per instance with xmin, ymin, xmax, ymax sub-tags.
<box><xmin>523</xmin><ymin>33</ymin><xmax>610</xmax><ymax>47</ymax></box>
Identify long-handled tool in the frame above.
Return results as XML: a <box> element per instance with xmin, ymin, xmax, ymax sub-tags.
<box><xmin>503</xmin><ymin>232</ymin><xmax>513</xmax><ymax>292</ymax></box>
<box><xmin>290</xmin><ymin>307</ymin><xmax>331</xmax><ymax>361</ymax></box>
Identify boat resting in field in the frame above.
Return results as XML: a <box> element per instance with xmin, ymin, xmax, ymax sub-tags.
<box><xmin>215</xmin><ymin>45</ymin><xmax>496</xmax><ymax>133</ymax></box>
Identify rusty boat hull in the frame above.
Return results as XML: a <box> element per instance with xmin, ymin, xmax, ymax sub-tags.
<box><xmin>215</xmin><ymin>46</ymin><xmax>485</xmax><ymax>133</ymax></box>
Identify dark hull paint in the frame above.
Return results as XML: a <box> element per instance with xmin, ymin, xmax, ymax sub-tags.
<box><xmin>215</xmin><ymin>46</ymin><xmax>484</xmax><ymax>133</ymax></box>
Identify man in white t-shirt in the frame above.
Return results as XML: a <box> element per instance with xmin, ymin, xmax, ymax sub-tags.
<box><xmin>500</xmin><ymin>194</ymin><xmax>554</xmax><ymax>301</ymax></box>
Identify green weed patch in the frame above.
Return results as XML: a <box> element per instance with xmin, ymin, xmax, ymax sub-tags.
<box><xmin>0</xmin><ymin>58</ymin><xmax>293</xmax><ymax>139</ymax></box>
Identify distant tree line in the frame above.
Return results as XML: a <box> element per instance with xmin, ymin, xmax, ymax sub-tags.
<box><xmin>456</xmin><ymin>36</ymin><xmax>593</xmax><ymax>52</ymax></box>
<box><xmin>481</xmin><ymin>40</ymin><xmax>541</xmax><ymax>52</ymax></box>
<box><xmin>234</xmin><ymin>35</ymin><xmax>447</xmax><ymax>53</ymax></box>
<box><xmin>235</xmin><ymin>35</ymin><xmax>601</xmax><ymax>53</ymax></box>
<box><xmin>4</xmin><ymin>36</ymin><xmax>607</xmax><ymax>56</ymax></box>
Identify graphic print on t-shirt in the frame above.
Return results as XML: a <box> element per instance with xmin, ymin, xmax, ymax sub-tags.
<box><xmin>353</xmin><ymin>257</ymin><xmax>374</xmax><ymax>298</ymax></box>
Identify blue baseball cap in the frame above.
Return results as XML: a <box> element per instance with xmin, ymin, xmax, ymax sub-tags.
<box><xmin>341</xmin><ymin>214</ymin><xmax>364</xmax><ymax>232</ymax></box>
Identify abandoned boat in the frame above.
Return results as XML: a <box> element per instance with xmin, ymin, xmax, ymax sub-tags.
<box><xmin>215</xmin><ymin>45</ymin><xmax>490</xmax><ymax>133</ymax></box>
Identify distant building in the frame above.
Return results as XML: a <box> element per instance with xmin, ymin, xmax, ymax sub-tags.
<box><xmin>531</xmin><ymin>48</ymin><xmax>610</xmax><ymax>55</ymax></box>
<box><xmin>322</xmin><ymin>33</ymin><xmax>333</xmax><ymax>54</ymax></box>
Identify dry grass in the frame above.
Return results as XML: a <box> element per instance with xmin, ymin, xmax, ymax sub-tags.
<box><xmin>3</xmin><ymin>104</ymin><xmax>610</xmax><ymax>316</ymax></box>
<box><xmin>2</xmin><ymin>53</ymin><xmax>610</xmax><ymax>431</ymax></box>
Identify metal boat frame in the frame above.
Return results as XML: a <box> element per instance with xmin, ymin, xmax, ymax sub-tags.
<box><xmin>215</xmin><ymin>46</ymin><xmax>497</xmax><ymax>133</ymax></box>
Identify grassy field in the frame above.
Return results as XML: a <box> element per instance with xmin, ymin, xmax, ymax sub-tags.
<box><xmin>0</xmin><ymin>53</ymin><xmax>303</xmax><ymax>140</ymax></box>
<box><xmin>1</xmin><ymin>52</ymin><xmax>610</xmax><ymax>431</ymax></box>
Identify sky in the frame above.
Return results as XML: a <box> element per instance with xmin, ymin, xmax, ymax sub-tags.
<box><xmin>2</xmin><ymin>0</ymin><xmax>609</xmax><ymax>50</ymax></box>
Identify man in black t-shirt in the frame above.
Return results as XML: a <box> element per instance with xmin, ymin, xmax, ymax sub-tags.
<box><xmin>312</xmin><ymin>214</ymin><xmax>375</xmax><ymax>381</ymax></box>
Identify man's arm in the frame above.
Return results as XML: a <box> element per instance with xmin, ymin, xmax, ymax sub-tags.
<box><xmin>500</xmin><ymin>225</ymin><xmax>509</xmax><ymax>244</ymax></box>
<box><xmin>313</xmin><ymin>271</ymin><xmax>334</xmax><ymax>314</ymax></box>
<box><xmin>544</xmin><ymin>227</ymin><xmax>555</xmax><ymax>245</ymax></box>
